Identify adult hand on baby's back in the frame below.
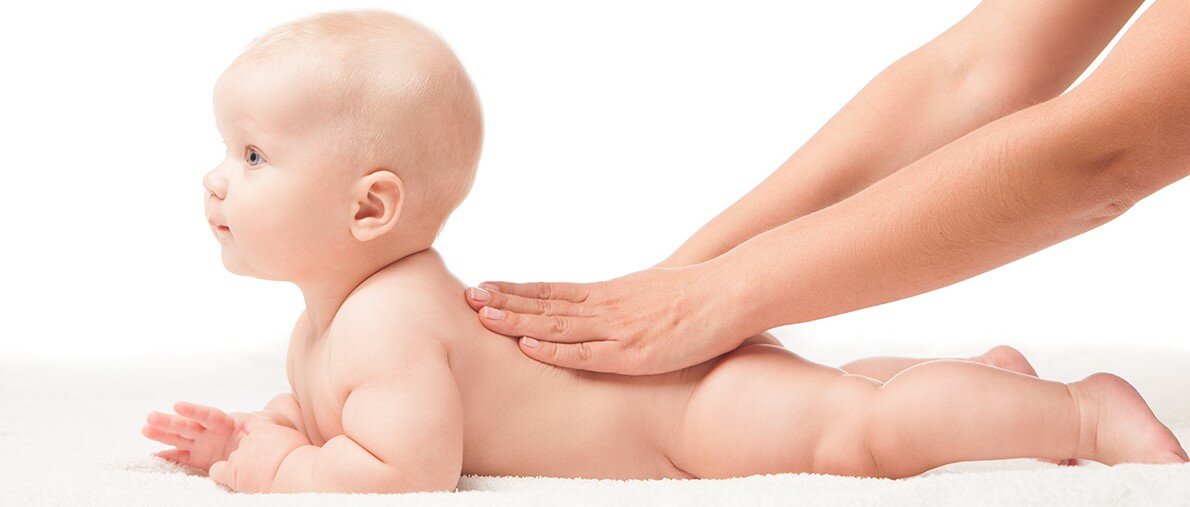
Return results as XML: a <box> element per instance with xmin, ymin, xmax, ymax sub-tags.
<box><xmin>464</xmin><ymin>264</ymin><xmax>750</xmax><ymax>375</ymax></box>
<box><xmin>208</xmin><ymin>417</ymin><xmax>309</xmax><ymax>493</ymax></box>
<box><xmin>143</xmin><ymin>401</ymin><xmax>253</xmax><ymax>472</ymax></box>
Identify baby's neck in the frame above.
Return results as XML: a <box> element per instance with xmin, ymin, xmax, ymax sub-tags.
<box><xmin>295</xmin><ymin>243</ymin><xmax>433</xmax><ymax>337</ymax></box>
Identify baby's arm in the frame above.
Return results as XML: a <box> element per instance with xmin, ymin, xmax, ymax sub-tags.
<box><xmin>248</xmin><ymin>393</ymin><xmax>305</xmax><ymax>433</ymax></box>
<box><xmin>269</xmin><ymin>302</ymin><xmax>464</xmax><ymax>494</ymax></box>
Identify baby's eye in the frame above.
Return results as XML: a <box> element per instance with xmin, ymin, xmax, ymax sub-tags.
<box><xmin>245</xmin><ymin>147</ymin><xmax>266</xmax><ymax>168</ymax></box>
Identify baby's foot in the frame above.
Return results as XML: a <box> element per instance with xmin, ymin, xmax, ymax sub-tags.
<box><xmin>1069</xmin><ymin>373</ymin><xmax>1188</xmax><ymax>465</ymax></box>
<box><xmin>975</xmin><ymin>345</ymin><xmax>1039</xmax><ymax>377</ymax></box>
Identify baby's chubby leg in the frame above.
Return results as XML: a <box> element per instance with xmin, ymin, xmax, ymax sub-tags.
<box><xmin>854</xmin><ymin>363</ymin><xmax>1187</xmax><ymax>477</ymax></box>
<box><xmin>670</xmin><ymin>345</ymin><xmax>1187</xmax><ymax>480</ymax></box>
<box><xmin>839</xmin><ymin>345</ymin><xmax>1038</xmax><ymax>382</ymax></box>
<box><xmin>838</xmin><ymin>345</ymin><xmax>1077</xmax><ymax>466</ymax></box>
<box><xmin>836</xmin><ymin>345</ymin><xmax>1074</xmax><ymax>462</ymax></box>
<box><xmin>849</xmin><ymin>361</ymin><xmax>1080</xmax><ymax>477</ymax></box>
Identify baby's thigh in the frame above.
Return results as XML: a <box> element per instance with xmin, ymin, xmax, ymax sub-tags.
<box><xmin>670</xmin><ymin>344</ymin><xmax>880</xmax><ymax>478</ymax></box>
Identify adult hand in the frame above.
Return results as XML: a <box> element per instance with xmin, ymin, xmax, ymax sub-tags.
<box><xmin>463</xmin><ymin>264</ymin><xmax>751</xmax><ymax>375</ymax></box>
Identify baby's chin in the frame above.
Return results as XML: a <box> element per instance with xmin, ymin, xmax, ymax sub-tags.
<box><xmin>219</xmin><ymin>247</ymin><xmax>254</xmax><ymax>277</ymax></box>
<box><xmin>218</xmin><ymin>245</ymin><xmax>287</xmax><ymax>281</ymax></box>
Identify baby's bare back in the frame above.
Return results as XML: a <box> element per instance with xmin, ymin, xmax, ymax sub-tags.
<box><xmin>291</xmin><ymin>249</ymin><xmax>721</xmax><ymax>479</ymax></box>
<box><xmin>439</xmin><ymin>286</ymin><xmax>703</xmax><ymax>479</ymax></box>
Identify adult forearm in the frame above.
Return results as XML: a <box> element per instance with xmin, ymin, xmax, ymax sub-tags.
<box><xmin>658</xmin><ymin>0</ymin><xmax>1143</xmax><ymax>268</ymax></box>
<box><xmin>657</xmin><ymin>51</ymin><xmax>984</xmax><ymax>267</ymax></box>
<box><xmin>709</xmin><ymin>87</ymin><xmax>1184</xmax><ymax>337</ymax></box>
<box><xmin>705</xmin><ymin>0</ymin><xmax>1190</xmax><ymax>336</ymax></box>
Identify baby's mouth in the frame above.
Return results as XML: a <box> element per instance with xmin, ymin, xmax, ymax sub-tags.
<box><xmin>208</xmin><ymin>220</ymin><xmax>233</xmax><ymax>238</ymax></box>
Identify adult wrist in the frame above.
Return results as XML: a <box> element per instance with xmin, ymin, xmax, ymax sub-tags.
<box><xmin>685</xmin><ymin>255</ymin><xmax>760</xmax><ymax>349</ymax></box>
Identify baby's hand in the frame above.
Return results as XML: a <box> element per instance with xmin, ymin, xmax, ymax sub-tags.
<box><xmin>209</xmin><ymin>417</ymin><xmax>310</xmax><ymax>493</ymax></box>
<box><xmin>142</xmin><ymin>401</ymin><xmax>255</xmax><ymax>472</ymax></box>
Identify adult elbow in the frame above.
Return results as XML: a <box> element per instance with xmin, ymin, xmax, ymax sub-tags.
<box><xmin>1067</xmin><ymin>140</ymin><xmax>1147</xmax><ymax>225</ymax></box>
<box><xmin>1073</xmin><ymin>131</ymin><xmax>1185</xmax><ymax>223</ymax></box>
<box><xmin>1086</xmin><ymin>173</ymin><xmax>1142</xmax><ymax>222</ymax></box>
<box><xmin>1043</xmin><ymin>93</ymin><xmax>1184</xmax><ymax>225</ymax></box>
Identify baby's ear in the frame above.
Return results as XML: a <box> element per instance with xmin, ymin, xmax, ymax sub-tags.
<box><xmin>349</xmin><ymin>170</ymin><xmax>405</xmax><ymax>242</ymax></box>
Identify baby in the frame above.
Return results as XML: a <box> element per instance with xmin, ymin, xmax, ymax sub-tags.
<box><xmin>143</xmin><ymin>9</ymin><xmax>1187</xmax><ymax>494</ymax></box>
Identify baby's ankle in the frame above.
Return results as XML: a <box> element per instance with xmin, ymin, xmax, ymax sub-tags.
<box><xmin>1065</xmin><ymin>379</ymin><xmax>1099</xmax><ymax>460</ymax></box>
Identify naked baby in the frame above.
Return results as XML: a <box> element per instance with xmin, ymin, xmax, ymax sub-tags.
<box><xmin>142</xmin><ymin>9</ymin><xmax>1188</xmax><ymax>494</ymax></box>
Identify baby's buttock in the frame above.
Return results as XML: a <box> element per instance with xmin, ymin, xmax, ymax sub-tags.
<box><xmin>612</xmin><ymin>362</ymin><xmax>722</xmax><ymax>478</ymax></box>
<box><xmin>456</xmin><ymin>350</ymin><xmax>715</xmax><ymax>480</ymax></box>
<box><xmin>581</xmin><ymin>342</ymin><xmax>846</xmax><ymax>480</ymax></box>
<box><xmin>554</xmin><ymin>357</ymin><xmax>726</xmax><ymax>479</ymax></box>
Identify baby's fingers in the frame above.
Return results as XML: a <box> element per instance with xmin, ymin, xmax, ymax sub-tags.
<box><xmin>174</xmin><ymin>401</ymin><xmax>232</xmax><ymax>430</ymax></box>
<box><xmin>153</xmin><ymin>448</ymin><xmax>190</xmax><ymax>465</ymax></box>
<box><xmin>146</xmin><ymin>411</ymin><xmax>205</xmax><ymax>439</ymax></box>
<box><xmin>142</xmin><ymin>425</ymin><xmax>193</xmax><ymax>450</ymax></box>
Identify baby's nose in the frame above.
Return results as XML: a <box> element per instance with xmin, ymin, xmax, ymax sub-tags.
<box><xmin>202</xmin><ymin>167</ymin><xmax>227</xmax><ymax>200</ymax></box>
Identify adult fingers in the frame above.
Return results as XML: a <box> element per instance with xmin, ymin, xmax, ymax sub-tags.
<box><xmin>517</xmin><ymin>338</ymin><xmax>628</xmax><ymax>373</ymax></box>
<box><xmin>478</xmin><ymin>307</ymin><xmax>606</xmax><ymax>343</ymax></box>
<box><xmin>466</xmin><ymin>287</ymin><xmax>590</xmax><ymax>316</ymax></box>
<box><xmin>174</xmin><ymin>401</ymin><xmax>233</xmax><ymax>430</ymax></box>
<box><xmin>477</xmin><ymin>281</ymin><xmax>590</xmax><ymax>303</ymax></box>
<box><xmin>147</xmin><ymin>411</ymin><xmax>205</xmax><ymax>439</ymax></box>
<box><xmin>142</xmin><ymin>425</ymin><xmax>194</xmax><ymax>450</ymax></box>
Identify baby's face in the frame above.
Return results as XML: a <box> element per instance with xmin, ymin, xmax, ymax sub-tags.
<box><xmin>204</xmin><ymin>59</ymin><xmax>354</xmax><ymax>281</ymax></box>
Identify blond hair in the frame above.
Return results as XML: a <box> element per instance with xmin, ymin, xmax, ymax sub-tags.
<box><xmin>234</xmin><ymin>9</ymin><xmax>483</xmax><ymax>241</ymax></box>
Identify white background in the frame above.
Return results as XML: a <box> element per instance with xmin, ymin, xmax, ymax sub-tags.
<box><xmin>0</xmin><ymin>0</ymin><xmax>1184</xmax><ymax>364</ymax></box>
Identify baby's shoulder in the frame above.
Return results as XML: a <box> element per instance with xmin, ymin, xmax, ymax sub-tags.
<box><xmin>324</xmin><ymin>256</ymin><xmax>456</xmax><ymax>389</ymax></box>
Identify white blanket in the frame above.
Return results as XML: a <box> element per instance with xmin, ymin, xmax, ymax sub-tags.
<box><xmin>3</xmin><ymin>340</ymin><xmax>1187</xmax><ymax>506</ymax></box>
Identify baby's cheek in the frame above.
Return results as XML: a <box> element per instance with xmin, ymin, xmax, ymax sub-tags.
<box><xmin>247</xmin><ymin>196</ymin><xmax>343</xmax><ymax>274</ymax></box>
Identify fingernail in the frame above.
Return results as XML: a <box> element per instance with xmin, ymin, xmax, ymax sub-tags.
<box><xmin>521</xmin><ymin>337</ymin><xmax>540</xmax><ymax>348</ymax></box>
<box><xmin>469</xmin><ymin>287</ymin><xmax>491</xmax><ymax>302</ymax></box>
<box><xmin>482</xmin><ymin>306</ymin><xmax>505</xmax><ymax>320</ymax></box>
<box><xmin>479</xmin><ymin>282</ymin><xmax>499</xmax><ymax>291</ymax></box>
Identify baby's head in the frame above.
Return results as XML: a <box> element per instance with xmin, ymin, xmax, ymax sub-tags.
<box><xmin>203</xmin><ymin>9</ymin><xmax>482</xmax><ymax>282</ymax></box>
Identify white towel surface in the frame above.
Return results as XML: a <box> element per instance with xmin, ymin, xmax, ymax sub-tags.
<box><xmin>3</xmin><ymin>339</ymin><xmax>1188</xmax><ymax>506</ymax></box>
